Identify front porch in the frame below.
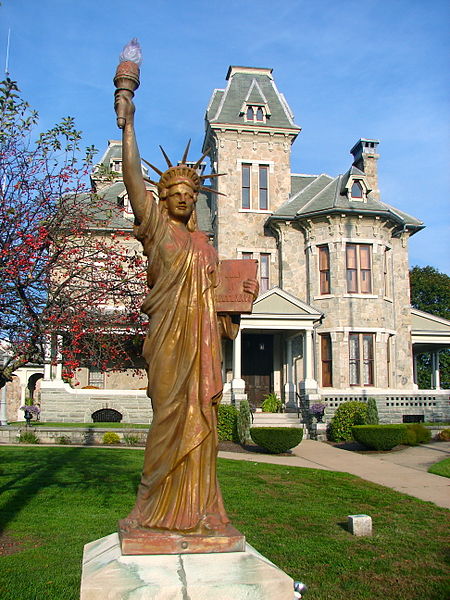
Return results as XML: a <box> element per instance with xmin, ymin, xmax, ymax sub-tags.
<box><xmin>222</xmin><ymin>287</ymin><xmax>322</xmax><ymax>409</ymax></box>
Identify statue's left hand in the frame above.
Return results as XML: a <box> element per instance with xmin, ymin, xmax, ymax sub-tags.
<box><xmin>243</xmin><ymin>278</ymin><xmax>259</xmax><ymax>300</ymax></box>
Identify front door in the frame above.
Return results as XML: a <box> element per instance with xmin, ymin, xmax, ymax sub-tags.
<box><xmin>242</xmin><ymin>334</ymin><xmax>273</xmax><ymax>408</ymax></box>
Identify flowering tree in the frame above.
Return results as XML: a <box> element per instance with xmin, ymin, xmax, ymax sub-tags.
<box><xmin>0</xmin><ymin>78</ymin><xmax>147</xmax><ymax>388</ymax></box>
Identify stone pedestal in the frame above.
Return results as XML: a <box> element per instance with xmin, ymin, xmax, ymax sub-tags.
<box><xmin>311</xmin><ymin>422</ymin><xmax>327</xmax><ymax>441</ymax></box>
<box><xmin>80</xmin><ymin>533</ymin><xmax>294</xmax><ymax>599</ymax></box>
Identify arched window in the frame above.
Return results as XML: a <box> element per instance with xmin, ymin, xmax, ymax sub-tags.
<box><xmin>351</xmin><ymin>180</ymin><xmax>363</xmax><ymax>199</ymax></box>
<box><xmin>256</xmin><ymin>107</ymin><xmax>264</xmax><ymax>121</ymax></box>
<box><xmin>246</xmin><ymin>106</ymin><xmax>254</xmax><ymax>121</ymax></box>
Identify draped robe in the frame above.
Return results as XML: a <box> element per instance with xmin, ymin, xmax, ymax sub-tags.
<box><xmin>129</xmin><ymin>192</ymin><xmax>235</xmax><ymax>532</ymax></box>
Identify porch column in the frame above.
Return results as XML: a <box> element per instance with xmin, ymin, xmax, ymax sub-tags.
<box><xmin>231</xmin><ymin>327</ymin><xmax>246</xmax><ymax>406</ymax></box>
<box><xmin>299</xmin><ymin>329</ymin><xmax>318</xmax><ymax>394</ymax></box>
<box><xmin>284</xmin><ymin>336</ymin><xmax>296</xmax><ymax>409</ymax></box>
<box><xmin>432</xmin><ymin>351</ymin><xmax>441</xmax><ymax>390</ymax></box>
<box><xmin>43</xmin><ymin>336</ymin><xmax>52</xmax><ymax>380</ymax></box>
<box><xmin>54</xmin><ymin>335</ymin><xmax>63</xmax><ymax>380</ymax></box>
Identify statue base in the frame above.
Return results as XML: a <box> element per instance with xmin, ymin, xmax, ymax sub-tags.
<box><xmin>80</xmin><ymin>533</ymin><xmax>294</xmax><ymax>600</ymax></box>
<box><xmin>118</xmin><ymin>519</ymin><xmax>246</xmax><ymax>555</ymax></box>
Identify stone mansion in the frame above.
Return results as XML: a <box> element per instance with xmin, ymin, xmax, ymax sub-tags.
<box><xmin>10</xmin><ymin>66</ymin><xmax>450</xmax><ymax>425</ymax></box>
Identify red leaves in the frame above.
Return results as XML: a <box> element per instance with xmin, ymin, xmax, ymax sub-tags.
<box><xmin>1</xmin><ymin>78</ymin><xmax>146</xmax><ymax>380</ymax></box>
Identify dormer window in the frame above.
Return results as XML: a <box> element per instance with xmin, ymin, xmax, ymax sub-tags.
<box><xmin>111</xmin><ymin>159</ymin><xmax>122</xmax><ymax>174</ymax></box>
<box><xmin>351</xmin><ymin>180</ymin><xmax>363</xmax><ymax>199</ymax></box>
<box><xmin>244</xmin><ymin>104</ymin><xmax>266</xmax><ymax>123</ymax></box>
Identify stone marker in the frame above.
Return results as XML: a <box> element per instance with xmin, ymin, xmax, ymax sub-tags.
<box><xmin>348</xmin><ymin>514</ymin><xmax>372</xmax><ymax>536</ymax></box>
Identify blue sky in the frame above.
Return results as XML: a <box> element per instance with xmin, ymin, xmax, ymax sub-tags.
<box><xmin>2</xmin><ymin>0</ymin><xmax>449</xmax><ymax>273</ymax></box>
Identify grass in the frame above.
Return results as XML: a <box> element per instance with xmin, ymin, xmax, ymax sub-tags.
<box><xmin>428</xmin><ymin>457</ymin><xmax>450</xmax><ymax>478</ymax></box>
<box><xmin>0</xmin><ymin>447</ymin><xmax>448</xmax><ymax>600</ymax></box>
<box><xmin>8</xmin><ymin>422</ymin><xmax>149</xmax><ymax>428</ymax></box>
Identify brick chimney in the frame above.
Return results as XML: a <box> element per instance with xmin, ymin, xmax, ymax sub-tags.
<box><xmin>350</xmin><ymin>138</ymin><xmax>380</xmax><ymax>200</ymax></box>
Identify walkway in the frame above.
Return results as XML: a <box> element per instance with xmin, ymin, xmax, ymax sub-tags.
<box><xmin>219</xmin><ymin>440</ymin><xmax>450</xmax><ymax>509</ymax></box>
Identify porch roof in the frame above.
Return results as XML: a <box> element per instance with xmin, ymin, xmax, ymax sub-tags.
<box><xmin>242</xmin><ymin>287</ymin><xmax>322</xmax><ymax>331</ymax></box>
<box><xmin>411</xmin><ymin>308</ymin><xmax>450</xmax><ymax>353</ymax></box>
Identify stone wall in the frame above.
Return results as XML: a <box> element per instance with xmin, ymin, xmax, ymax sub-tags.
<box><xmin>280</xmin><ymin>214</ymin><xmax>415</xmax><ymax>390</ymax></box>
<box><xmin>40</xmin><ymin>381</ymin><xmax>152</xmax><ymax>424</ymax></box>
<box><xmin>213</xmin><ymin>130</ymin><xmax>296</xmax><ymax>289</ymax></box>
<box><xmin>320</xmin><ymin>391</ymin><xmax>450</xmax><ymax>424</ymax></box>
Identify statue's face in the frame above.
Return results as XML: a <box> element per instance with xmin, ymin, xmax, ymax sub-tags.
<box><xmin>166</xmin><ymin>183</ymin><xmax>196</xmax><ymax>223</ymax></box>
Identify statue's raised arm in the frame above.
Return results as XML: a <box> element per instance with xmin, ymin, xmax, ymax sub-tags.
<box><xmin>114</xmin><ymin>92</ymin><xmax>147</xmax><ymax>225</ymax></box>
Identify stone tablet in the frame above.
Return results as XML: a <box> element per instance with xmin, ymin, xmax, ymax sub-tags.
<box><xmin>215</xmin><ymin>259</ymin><xmax>258</xmax><ymax>314</ymax></box>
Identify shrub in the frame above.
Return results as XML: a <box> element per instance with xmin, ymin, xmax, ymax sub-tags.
<box><xmin>57</xmin><ymin>435</ymin><xmax>71</xmax><ymax>445</ymax></box>
<box><xmin>404</xmin><ymin>423</ymin><xmax>432</xmax><ymax>446</ymax></box>
<box><xmin>123</xmin><ymin>434</ymin><xmax>140</xmax><ymax>446</ymax></box>
<box><xmin>436</xmin><ymin>428</ymin><xmax>450</xmax><ymax>441</ymax></box>
<box><xmin>217</xmin><ymin>405</ymin><xmax>238</xmax><ymax>442</ymax></box>
<box><xmin>328</xmin><ymin>401</ymin><xmax>368</xmax><ymax>441</ymax></box>
<box><xmin>261</xmin><ymin>393</ymin><xmax>282</xmax><ymax>413</ymax></box>
<box><xmin>237</xmin><ymin>399</ymin><xmax>252</xmax><ymax>444</ymax></box>
<box><xmin>18</xmin><ymin>431</ymin><xmax>40</xmax><ymax>444</ymax></box>
<box><xmin>250</xmin><ymin>427</ymin><xmax>303</xmax><ymax>454</ymax></box>
<box><xmin>366</xmin><ymin>397</ymin><xmax>379</xmax><ymax>425</ymax></box>
<box><xmin>352</xmin><ymin>425</ymin><xmax>406</xmax><ymax>451</ymax></box>
<box><xmin>102</xmin><ymin>432</ymin><xmax>121</xmax><ymax>445</ymax></box>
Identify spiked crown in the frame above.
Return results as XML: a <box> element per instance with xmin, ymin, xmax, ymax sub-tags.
<box><xmin>142</xmin><ymin>141</ymin><xmax>226</xmax><ymax>198</ymax></box>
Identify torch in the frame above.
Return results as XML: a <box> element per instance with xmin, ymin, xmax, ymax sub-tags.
<box><xmin>114</xmin><ymin>38</ymin><xmax>142</xmax><ymax>129</ymax></box>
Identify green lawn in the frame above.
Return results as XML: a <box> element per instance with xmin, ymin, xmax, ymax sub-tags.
<box><xmin>0</xmin><ymin>447</ymin><xmax>448</xmax><ymax>600</ymax></box>
<box><xmin>428</xmin><ymin>456</ymin><xmax>450</xmax><ymax>478</ymax></box>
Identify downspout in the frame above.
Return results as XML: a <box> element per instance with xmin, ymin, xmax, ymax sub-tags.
<box><xmin>267</xmin><ymin>220</ymin><xmax>283</xmax><ymax>289</ymax></box>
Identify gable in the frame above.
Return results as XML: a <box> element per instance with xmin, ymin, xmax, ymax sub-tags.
<box><xmin>252</xmin><ymin>288</ymin><xmax>321</xmax><ymax>317</ymax></box>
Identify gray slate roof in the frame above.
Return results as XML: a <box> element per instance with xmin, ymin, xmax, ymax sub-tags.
<box><xmin>82</xmin><ymin>178</ymin><xmax>213</xmax><ymax>235</ymax></box>
<box><xmin>271</xmin><ymin>170</ymin><xmax>424</xmax><ymax>231</ymax></box>
<box><xmin>206</xmin><ymin>67</ymin><xmax>300</xmax><ymax>131</ymax></box>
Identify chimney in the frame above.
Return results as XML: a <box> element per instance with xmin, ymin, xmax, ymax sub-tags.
<box><xmin>350</xmin><ymin>139</ymin><xmax>380</xmax><ymax>200</ymax></box>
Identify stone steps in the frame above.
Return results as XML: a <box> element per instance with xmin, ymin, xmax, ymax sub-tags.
<box><xmin>251</xmin><ymin>412</ymin><xmax>304</xmax><ymax>428</ymax></box>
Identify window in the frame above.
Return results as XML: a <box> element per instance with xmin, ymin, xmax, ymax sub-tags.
<box><xmin>351</xmin><ymin>180</ymin><xmax>363</xmax><ymax>199</ymax></box>
<box><xmin>383</xmin><ymin>247</ymin><xmax>391</xmax><ymax>297</ymax></box>
<box><xmin>349</xmin><ymin>333</ymin><xmax>374</xmax><ymax>386</ymax></box>
<box><xmin>260</xmin><ymin>253</ymin><xmax>270</xmax><ymax>292</ymax></box>
<box><xmin>318</xmin><ymin>245</ymin><xmax>330</xmax><ymax>294</ymax></box>
<box><xmin>245</xmin><ymin>105</ymin><xmax>265</xmax><ymax>122</ymax></box>
<box><xmin>241</xmin><ymin>164</ymin><xmax>251</xmax><ymax>209</ymax></box>
<box><xmin>321</xmin><ymin>334</ymin><xmax>333</xmax><ymax>387</ymax></box>
<box><xmin>240</xmin><ymin>163</ymin><xmax>270</xmax><ymax>210</ymax></box>
<box><xmin>241</xmin><ymin>252</ymin><xmax>270</xmax><ymax>293</ymax></box>
<box><xmin>387</xmin><ymin>335</ymin><xmax>392</xmax><ymax>387</ymax></box>
<box><xmin>88</xmin><ymin>368</ymin><xmax>104</xmax><ymax>388</ymax></box>
<box><xmin>259</xmin><ymin>165</ymin><xmax>268</xmax><ymax>210</ymax></box>
<box><xmin>346</xmin><ymin>244</ymin><xmax>372</xmax><ymax>293</ymax></box>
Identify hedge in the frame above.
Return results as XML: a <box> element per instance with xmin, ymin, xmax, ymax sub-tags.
<box><xmin>217</xmin><ymin>405</ymin><xmax>238</xmax><ymax>442</ymax></box>
<box><xmin>403</xmin><ymin>423</ymin><xmax>432</xmax><ymax>446</ymax></box>
<box><xmin>250</xmin><ymin>427</ymin><xmax>303</xmax><ymax>454</ymax></box>
<box><xmin>328</xmin><ymin>401</ymin><xmax>368</xmax><ymax>441</ymax></box>
<box><xmin>352</xmin><ymin>425</ymin><xmax>405</xmax><ymax>450</ymax></box>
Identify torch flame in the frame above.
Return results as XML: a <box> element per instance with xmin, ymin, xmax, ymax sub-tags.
<box><xmin>119</xmin><ymin>38</ymin><xmax>142</xmax><ymax>66</ymax></box>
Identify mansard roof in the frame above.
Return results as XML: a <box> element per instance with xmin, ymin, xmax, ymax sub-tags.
<box><xmin>205</xmin><ymin>66</ymin><xmax>300</xmax><ymax>132</ymax></box>
<box><xmin>271</xmin><ymin>170</ymin><xmax>424</xmax><ymax>232</ymax></box>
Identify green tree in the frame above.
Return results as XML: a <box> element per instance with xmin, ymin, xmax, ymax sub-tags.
<box><xmin>410</xmin><ymin>266</ymin><xmax>450</xmax><ymax>389</ymax></box>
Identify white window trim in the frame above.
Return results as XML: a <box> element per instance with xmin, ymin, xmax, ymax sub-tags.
<box><xmin>238</xmin><ymin>160</ymin><xmax>274</xmax><ymax>211</ymax></box>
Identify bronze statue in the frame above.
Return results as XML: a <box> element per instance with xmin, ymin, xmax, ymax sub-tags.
<box><xmin>114</xmin><ymin>61</ymin><xmax>258</xmax><ymax>554</ymax></box>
